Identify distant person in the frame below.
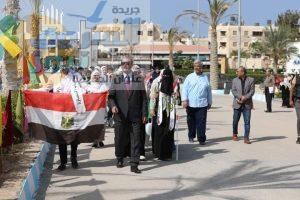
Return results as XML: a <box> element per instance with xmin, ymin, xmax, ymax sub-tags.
<box><xmin>263</xmin><ymin>69</ymin><xmax>275</xmax><ymax>112</ymax></box>
<box><xmin>280</xmin><ymin>74</ymin><xmax>291</xmax><ymax>108</ymax></box>
<box><xmin>231</xmin><ymin>67</ymin><xmax>255</xmax><ymax>144</ymax></box>
<box><xmin>150</xmin><ymin>66</ymin><xmax>160</xmax><ymax>84</ymax></box>
<box><xmin>290</xmin><ymin>74</ymin><xmax>300</xmax><ymax>144</ymax></box>
<box><xmin>182</xmin><ymin>60</ymin><xmax>212</xmax><ymax>145</ymax></box>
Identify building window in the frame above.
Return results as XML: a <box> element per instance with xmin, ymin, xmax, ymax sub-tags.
<box><xmin>252</xmin><ymin>31</ymin><xmax>263</xmax><ymax>37</ymax></box>
<box><xmin>220</xmin><ymin>42</ymin><xmax>227</xmax><ymax>48</ymax></box>
<box><xmin>148</xmin><ymin>30</ymin><xmax>153</xmax><ymax>36</ymax></box>
<box><xmin>220</xmin><ymin>31</ymin><xmax>226</xmax><ymax>36</ymax></box>
<box><xmin>244</xmin><ymin>42</ymin><xmax>249</xmax><ymax>47</ymax></box>
<box><xmin>244</xmin><ymin>31</ymin><xmax>249</xmax><ymax>36</ymax></box>
<box><xmin>233</xmin><ymin>42</ymin><xmax>237</xmax><ymax>47</ymax></box>
<box><xmin>233</xmin><ymin>30</ymin><xmax>237</xmax><ymax>35</ymax></box>
<box><xmin>137</xmin><ymin>30</ymin><xmax>143</xmax><ymax>35</ymax></box>
<box><xmin>48</xmin><ymin>39</ymin><xmax>56</xmax><ymax>45</ymax></box>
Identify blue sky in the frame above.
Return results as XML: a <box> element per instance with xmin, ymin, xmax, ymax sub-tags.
<box><xmin>0</xmin><ymin>0</ymin><xmax>299</xmax><ymax>36</ymax></box>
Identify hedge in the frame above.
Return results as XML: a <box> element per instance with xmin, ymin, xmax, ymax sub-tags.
<box><xmin>174</xmin><ymin>69</ymin><xmax>266</xmax><ymax>84</ymax></box>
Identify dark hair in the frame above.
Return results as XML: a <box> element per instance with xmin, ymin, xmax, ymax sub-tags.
<box><xmin>239</xmin><ymin>66</ymin><xmax>247</xmax><ymax>75</ymax></box>
<box><xmin>61</xmin><ymin>67</ymin><xmax>69</xmax><ymax>75</ymax></box>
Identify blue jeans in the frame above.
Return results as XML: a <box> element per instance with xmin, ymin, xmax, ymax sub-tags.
<box><xmin>233</xmin><ymin>106</ymin><xmax>251</xmax><ymax>139</ymax></box>
<box><xmin>187</xmin><ymin>106</ymin><xmax>208</xmax><ymax>142</ymax></box>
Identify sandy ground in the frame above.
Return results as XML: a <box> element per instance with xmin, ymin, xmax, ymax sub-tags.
<box><xmin>0</xmin><ymin>140</ymin><xmax>42</xmax><ymax>200</ymax></box>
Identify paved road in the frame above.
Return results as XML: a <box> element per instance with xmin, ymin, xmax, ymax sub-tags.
<box><xmin>38</xmin><ymin>95</ymin><xmax>300</xmax><ymax>200</ymax></box>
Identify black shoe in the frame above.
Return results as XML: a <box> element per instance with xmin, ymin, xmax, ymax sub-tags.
<box><xmin>189</xmin><ymin>138</ymin><xmax>194</xmax><ymax>143</ymax></box>
<box><xmin>116</xmin><ymin>159</ymin><xmax>124</xmax><ymax>168</ymax></box>
<box><xmin>98</xmin><ymin>142</ymin><xmax>104</xmax><ymax>147</ymax></box>
<box><xmin>71</xmin><ymin>158</ymin><xmax>78</xmax><ymax>169</ymax></box>
<box><xmin>199</xmin><ymin>141</ymin><xmax>206</xmax><ymax>145</ymax></box>
<box><xmin>57</xmin><ymin>164</ymin><xmax>66</xmax><ymax>171</ymax></box>
<box><xmin>92</xmin><ymin>143</ymin><xmax>99</xmax><ymax>148</ymax></box>
<box><xmin>131</xmin><ymin>166</ymin><xmax>142</xmax><ymax>174</ymax></box>
<box><xmin>296</xmin><ymin>138</ymin><xmax>300</xmax><ymax>144</ymax></box>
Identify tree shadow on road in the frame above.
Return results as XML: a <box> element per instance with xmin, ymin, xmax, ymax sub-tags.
<box><xmin>134</xmin><ymin>159</ymin><xmax>300</xmax><ymax>200</ymax></box>
<box><xmin>66</xmin><ymin>189</ymin><xmax>104</xmax><ymax>200</ymax></box>
<box><xmin>202</xmin><ymin>136</ymin><xmax>288</xmax><ymax>147</ymax></box>
<box><xmin>141</xmin><ymin>144</ymin><xmax>228</xmax><ymax>172</ymax></box>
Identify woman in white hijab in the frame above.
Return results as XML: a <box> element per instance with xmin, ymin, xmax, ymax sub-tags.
<box><xmin>87</xmin><ymin>70</ymin><xmax>109</xmax><ymax>148</ymax></box>
<box><xmin>87</xmin><ymin>70</ymin><xmax>108</xmax><ymax>93</ymax></box>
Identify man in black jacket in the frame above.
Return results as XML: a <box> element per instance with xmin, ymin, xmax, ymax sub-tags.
<box><xmin>108</xmin><ymin>57</ymin><xmax>147</xmax><ymax>173</ymax></box>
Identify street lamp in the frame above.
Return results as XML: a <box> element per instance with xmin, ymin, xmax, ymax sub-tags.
<box><xmin>237</xmin><ymin>0</ymin><xmax>242</xmax><ymax>68</ymax></box>
<box><xmin>197</xmin><ymin>0</ymin><xmax>200</xmax><ymax>60</ymax></box>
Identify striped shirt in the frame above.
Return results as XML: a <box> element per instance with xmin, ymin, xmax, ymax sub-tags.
<box><xmin>182</xmin><ymin>72</ymin><xmax>212</xmax><ymax>108</ymax></box>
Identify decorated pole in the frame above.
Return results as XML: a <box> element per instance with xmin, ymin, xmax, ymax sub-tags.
<box><xmin>0</xmin><ymin>0</ymin><xmax>21</xmax><ymax>94</ymax></box>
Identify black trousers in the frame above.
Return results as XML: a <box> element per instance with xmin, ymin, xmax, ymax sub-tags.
<box><xmin>114</xmin><ymin>119</ymin><xmax>141</xmax><ymax>166</ymax></box>
<box><xmin>59</xmin><ymin>142</ymin><xmax>78</xmax><ymax>165</ymax></box>
<box><xmin>187</xmin><ymin>106</ymin><xmax>208</xmax><ymax>142</ymax></box>
<box><xmin>265</xmin><ymin>87</ymin><xmax>273</xmax><ymax>112</ymax></box>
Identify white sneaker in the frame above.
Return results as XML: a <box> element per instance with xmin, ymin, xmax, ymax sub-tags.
<box><xmin>140</xmin><ymin>155</ymin><xmax>146</xmax><ymax>161</ymax></box>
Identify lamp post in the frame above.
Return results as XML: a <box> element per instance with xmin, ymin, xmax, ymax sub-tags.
<box><xmin>197</xmin><ymin>0</ymin><xmax>200</xmax><ymax>60</ymax></box>
<box><xmin>237</xmin><ymin>0</ymin><xmax>242</xmax><ymax>68</ymax></box>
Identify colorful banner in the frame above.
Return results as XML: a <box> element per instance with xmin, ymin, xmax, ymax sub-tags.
<box><xmin>15</xmin><ymin>90</ymin><xmax>24</xmax><ymax>132</ymax></box>
<box><xmin>0</xmin><ymin>15</ymin><xmax>22</xmax><ymax>58</ymax></box>
<box><xmin>0</xmin><ymin>31</ymin><xmax>22</xmax><ymax>58</ymax></box>
<box><xmin>0</xmin><ymin>95</ymin><xmax>2</xmax><ymax>147</ymax></box>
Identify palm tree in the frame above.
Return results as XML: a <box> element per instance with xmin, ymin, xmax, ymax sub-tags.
<box><xmin>29</xmin><ymin>0</ymin><xmax>42</xmax><ymax>72</ymax></box>
<box><xmin>250</xmin><ymin>25</ymin><xmax>298</xmax><ymax>74</ymax></box>
<box><xmin>1</xmin><ymin>0</ymin><xmax>20</xmax><ymax>93</ymax></box>
<box><xmin>167</xmin><ymin>27</ymin><xmax>188</xmax><ymax>70</ymax></box>
<box><xmin>176</xmin><ymin>0</ymin><xmax>237</xmax><ymax>89</ymax></box>
<box><xmin>276</xmin><ymin>10</ymin><xmax>300</xmax><ymax>41</ymax></box>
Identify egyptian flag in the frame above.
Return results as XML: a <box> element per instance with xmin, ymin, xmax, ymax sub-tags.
<box><xmin>24</xmin><ymin>90</ymin><xmax>108</xmax><ymax>145</ymax></box>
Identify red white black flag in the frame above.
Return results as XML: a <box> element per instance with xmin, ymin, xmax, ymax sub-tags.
<box><xmin>24</xmin><ymin>90</ymin><xmax>107</xmax><ymax>145</ymax></box>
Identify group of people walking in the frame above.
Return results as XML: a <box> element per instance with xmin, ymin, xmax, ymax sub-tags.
<box><xmin>39</xmin><ymin>56</ymin><xmax>300</xmax><ymax>173</ymax></box>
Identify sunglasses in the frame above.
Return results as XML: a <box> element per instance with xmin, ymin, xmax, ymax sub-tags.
<box><xmin>122</xmin><ymin>62</ymin><xmax>131</xmax><ymax>65</ymax></box>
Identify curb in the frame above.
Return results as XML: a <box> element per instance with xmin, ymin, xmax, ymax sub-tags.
<box><xmin>212</xmin><ymin>90</ymin><xmax>266</xmax><ymax>103</ymax></box>
<box><xmin>18</xmin><ymin>142</ymin><xmax>53</xmax><ymax>200</ymax></box>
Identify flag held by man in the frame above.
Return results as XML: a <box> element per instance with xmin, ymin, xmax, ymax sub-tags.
<box><xmin>24</xmin><ymin>90</ymin><xmax>108</xmax><ymax>145</ymax></box>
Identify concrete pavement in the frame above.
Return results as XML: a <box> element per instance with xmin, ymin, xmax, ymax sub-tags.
<box><xmin>37</xmin><ymin>95</ymin><xmax>300</xmax><ymax>200</ymax></box>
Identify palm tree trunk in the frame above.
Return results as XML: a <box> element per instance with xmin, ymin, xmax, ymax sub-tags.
<box><xmin>1</xmin><ymin>0</ymin><xmax>20</xmax><ymax>94</ymax></box>
<box><xmin>0</xmin><ymin>54</ymin><xmax>19</xmax><ymax>92</ymax></box>
<box><xmin>169</xmin><ymin>48</ymin><xmax>175</xmax><ymax>71</ymax></box>
<box><xmin>30</xmin><ymin>14</ymin><xmax>41</xmax><ymax>72</ymax></box>
<box><xmin>210</xmin><ymin>27</ymin><xmax>219</xmax><ymax>90</ymax></box>
<box><xmin>273</xmin><ymin>57</ymin><xmax>278</xmax><ymax>74</ymax></box>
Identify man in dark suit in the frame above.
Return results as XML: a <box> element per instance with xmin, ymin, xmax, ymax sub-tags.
<box><xmin>108</xmin><ymin>57</ymin><xmax>147</xmax><ymax>173</ymax></box>
<box><xmin>231</xmin><ymin>67</ymin><xmax>255</xmax><ymax>144</ymax></box>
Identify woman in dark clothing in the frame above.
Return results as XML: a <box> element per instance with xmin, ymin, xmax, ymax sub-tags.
<box><xmin>149</xmin><ymin>68</ymin><xmax>176</xmax><ymax>160</ymax></box>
